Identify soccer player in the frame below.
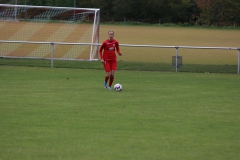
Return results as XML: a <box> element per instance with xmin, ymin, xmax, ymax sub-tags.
<box><xmin>99</xmin><ymin>31</ymin><xmax>122</xmax><ymax>90</ymax></box>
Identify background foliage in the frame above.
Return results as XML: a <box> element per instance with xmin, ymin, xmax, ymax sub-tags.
<box><xmin>1</xmin><ymin>0</ymin><xmax>240</xmax><ymax>26</ymax></box>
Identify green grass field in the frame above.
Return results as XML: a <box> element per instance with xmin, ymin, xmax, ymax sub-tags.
<box><xmin>1</xmin><ymin>24</ymin><xmax>240</xmax><ymax>159</ymax></box>
<box><xmin>1</xmin><ymin>66</ymin><xmax>240</xmax><ymax>160</ymax></box>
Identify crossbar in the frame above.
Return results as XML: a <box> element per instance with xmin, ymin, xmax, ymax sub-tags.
<box><xmin>0</xmin><ymin>4</ymin><xmax>100</xmax><ymax>11</ymax></box>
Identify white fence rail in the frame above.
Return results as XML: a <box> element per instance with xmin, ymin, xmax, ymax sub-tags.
<box><xmin>0</xmin><ymin>40</ymin><xmax>239</xmax><ymax>74</ymax></box>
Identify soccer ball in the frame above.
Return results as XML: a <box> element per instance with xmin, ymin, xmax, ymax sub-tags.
<box><xmin>114</xmin><ymin>83</ymin><xmax>122</xmax><ymax>91</ymax></box>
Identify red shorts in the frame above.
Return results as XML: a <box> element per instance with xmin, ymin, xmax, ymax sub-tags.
<box><xmin>103</xmin><ymin>60</ymin><xmax>117</xmax><ymax>72</ymax></box>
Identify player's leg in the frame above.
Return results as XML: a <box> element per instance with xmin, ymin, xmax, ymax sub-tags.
<box><xmin>104</xmin><ymin>61</ymin><xmax>111</xmax><ymax>88</ymax></box>
<box><xmin>108</xmin><ymin>70</ymin><xmax>115</xmax><ymax>88</ymax></box>
<box><xmin>108</xmin><ymin>61</ymin><xmax>117</xmax><ymax>89</ymax></box>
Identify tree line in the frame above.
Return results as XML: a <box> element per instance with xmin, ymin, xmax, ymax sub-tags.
<box><xmin>2</xmin><ymin>0</ymin><xmax>240</xmax><ymax>26</ymax></box>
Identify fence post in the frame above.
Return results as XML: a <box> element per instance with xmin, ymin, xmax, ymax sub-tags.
<box><xmin>175</xmin><ymin>47</ymin><xmax>179</xmax><ymax>72</ymax></box>
<box><xmin>51</xmin><ymin>43</ymin><xmax>54</xmax><ymax>68</ymax></box>
<box><xmin>238</xmin><ymin>48</ymin><xmax>240</xmax><ymax>74</ymax></box>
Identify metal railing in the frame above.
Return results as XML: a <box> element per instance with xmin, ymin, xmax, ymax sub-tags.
<box><xmin>0</xmin><ymin>40</ymin><xmax>239</xmax><ymax>74</ymax></box>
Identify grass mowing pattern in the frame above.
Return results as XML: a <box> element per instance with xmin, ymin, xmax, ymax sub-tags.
<box><xmin>1</xmin><ymin>66</ymin><xmax>240</xmax><ymax>160</ymax></box>
<box><xmin>2</xmin><ymin>25</ymin><xmax>240</xmax><ymax>74</ymax></box>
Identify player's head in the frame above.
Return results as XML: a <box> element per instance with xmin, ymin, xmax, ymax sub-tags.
<box><xmin>108</xmin><ymin>31</ymin><xmax>114</xmax><ymax>40</ymax></box>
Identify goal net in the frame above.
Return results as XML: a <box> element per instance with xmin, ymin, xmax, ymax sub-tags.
<box><xmin>0</xmin><ymin>4</ymin><xmax>100</xmax><ymax>60</ymax></box>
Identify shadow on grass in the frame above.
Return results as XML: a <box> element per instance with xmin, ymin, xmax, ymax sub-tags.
<box><xmin>0</xmin><ymin>58</ymin><xmax>238</xmax><ymax>74</ymax></box>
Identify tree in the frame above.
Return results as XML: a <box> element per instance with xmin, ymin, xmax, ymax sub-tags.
<box><xmin>2</xmin><ymin>0</ymin><xmax>238</xmax><ymax>26</ymax></box>
<box><xmin>196</xmin><ymin>0</ymin><xmax>240</xmax><ymax>26</ymax></box>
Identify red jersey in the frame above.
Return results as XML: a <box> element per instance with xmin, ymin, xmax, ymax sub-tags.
<box><xmin>99</xmin><ymin>39</ymin><xmax>120</xmax><ymax>61</ymax></box>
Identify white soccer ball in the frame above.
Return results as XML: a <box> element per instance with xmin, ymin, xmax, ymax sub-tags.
<box><xmin>114</xmin><ymin>83</ymin><xmax>122</xmax><ymax>91</ymax></box>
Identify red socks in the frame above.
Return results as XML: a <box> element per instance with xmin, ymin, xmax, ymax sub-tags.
<box><xmin>105</xmin><ymin>76</ymin><xmax>109</xmax><ymax>83</ymax></box>
<box><xmin>105</xmin><ymin>76</ymin><xmax>114</xmax><ymax>87</ymax></box>
<box><xmin>109</xmin><ymin>76</ymin><xmax>114</xmax><ymax>87</ymax></box>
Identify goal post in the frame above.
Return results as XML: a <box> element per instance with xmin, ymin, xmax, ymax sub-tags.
<box><xmin>0</xmin><ymin>4</ymin><xmax>100</xmax><ymax>60</ymax></box>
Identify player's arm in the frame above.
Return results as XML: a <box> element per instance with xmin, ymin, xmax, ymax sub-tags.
<box><xmin>99</xmin><ymin>42</ymin><xmax>105</xmax><ymax>62</ymax></box>
<box><xmin>116</xmin><ymin>41</ymin><xmax>122</xmax><ymax>56</ymax></box>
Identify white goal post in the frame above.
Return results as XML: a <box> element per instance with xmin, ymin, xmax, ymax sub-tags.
<box><xmin>0</xmin><ymin>4</ymin><xmax>100</xmax><ymax>60</ymax></box>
